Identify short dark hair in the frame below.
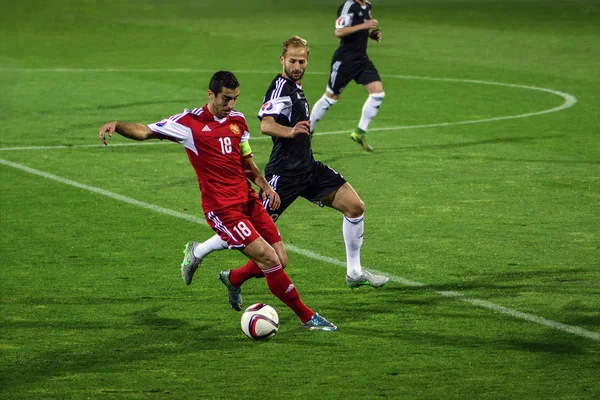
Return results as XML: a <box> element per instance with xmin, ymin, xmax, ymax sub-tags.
<box><xmin>209</xmin><ymin>70</ymin><xmax>239</xmax><ymax>95</ymax></box>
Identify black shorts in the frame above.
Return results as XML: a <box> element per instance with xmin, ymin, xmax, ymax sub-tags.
<box><xmin>327</xmin><ymin>55</ymin><xmax>381</xmax><ymax>95</ymax></box>
<box><xmin>259</xmin><ymin>161</ymin><xmax>347</xmax><ymax>222</ymax></box>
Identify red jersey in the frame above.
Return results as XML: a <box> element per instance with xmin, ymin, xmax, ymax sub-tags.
<box><xmin>148</xmin><ymin>106</ymin><xmax>259</xmax><ymax>212</ymax></box>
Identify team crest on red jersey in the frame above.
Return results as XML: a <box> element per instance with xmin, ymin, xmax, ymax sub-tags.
<box><xmin>230</xmin><ymin>124</ymin><xmax>241</xmax><ymax>135</ymax></box>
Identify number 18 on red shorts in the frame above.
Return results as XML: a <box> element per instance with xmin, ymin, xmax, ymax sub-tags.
<box><xmin>205</xmin><ymin>197</ymin><xmax>281</xmax><ymax>249</ymax></box>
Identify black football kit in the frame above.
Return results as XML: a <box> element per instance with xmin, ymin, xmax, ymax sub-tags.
<box><xmin>258</xmin><ymin>74</ymin><xmax>346</xmax><ymax>221</ymax></box>
<box><xmin>327</xmin><ymin>0</ymin><xmax>381</xmax><ymax>95</ymax></box>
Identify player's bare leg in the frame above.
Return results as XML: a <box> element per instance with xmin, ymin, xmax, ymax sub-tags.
<box><xmin>226</xmin><ymin>240</ymin><xmax>288</xmax><ymax>286</ymax></box>
<box><xmin>271</xmin><ymin>241</ymin><xmax>288</xmax><ymax>267</ymax></box>
<box><xmin>323</xmin><ymin>183</ymin><xmax>389</xmax><ymax>288</ymax></box>
<box><xmin>186</xmin><ymin>235</ymin><xmax>288</xmax><ymax>287</ymax></box>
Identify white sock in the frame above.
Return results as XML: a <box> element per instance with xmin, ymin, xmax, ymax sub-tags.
<box><xmin>343</xmin><ymin>214</ymin><xmax>365</xmax><ymax>279</ymax></box>
<box><xmin>310</xmin><ymin>94</ymin><xmax>337</xmax><ymax>133</ymax></box>
<box><xmin>358</xmin><ymin>92</ymin><xmax>385</xmax><ymax>132</ymax></box>
<box><xmin>193</xmin><ymin>234</ymin><xmax>228</xmax><ymax>259</ymax></box>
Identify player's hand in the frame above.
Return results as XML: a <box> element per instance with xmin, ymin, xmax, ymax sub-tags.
<box><xmin>262</xmin><ymin>188</ymin><xmax>281</xmax><ymax>210</ymax></box>
<box><xmin>370</xmin><ymin>28</ymin><xmax>382</xmax><ymax>42</ymax></box>
<box><xmin>364</xmin><ymin>19</ymin><xmax>378</xmax><ymax>30</ymax></box>
<box><xmin>99</xmin><ymin>121</ymin><xmax>117</xmax><ymax>146</ymax></box>
<box><xmin>289</xmin><ymin>120</ymin><xmax>311</xmax><ymax>138</ymax></box>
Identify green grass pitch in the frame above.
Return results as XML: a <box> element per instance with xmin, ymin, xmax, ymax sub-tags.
<box><xmin>1</xmin><ymin>0</ymin><xmax>599</xmax><ymax>398</ymax></box>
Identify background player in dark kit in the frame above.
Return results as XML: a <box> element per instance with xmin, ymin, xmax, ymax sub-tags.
<box><xmin>310</xmin><ymin>0</ymin><xmax>385</xmax><ymax>152</ymax></box>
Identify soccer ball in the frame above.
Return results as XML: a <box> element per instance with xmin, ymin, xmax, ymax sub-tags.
<box><xmin>240</xmin><ymin>303</ymin><xmax>279</xmax><ymax>340</ymax></box>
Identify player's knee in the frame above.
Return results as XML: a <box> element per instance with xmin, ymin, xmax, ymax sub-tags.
<box><xmin>254</xmin><ymin>247</ymin><xmax>281</xmax><ymax>269</ymax></box>
<box><xmin>325</xmin><ymin>89</ymin><xmax>340</xmax><ymax>102</ymax></box>
<box><xmin>347</xmin><ymin>200</ymin><xmax>365</xmax><ymax>218</ymax></box>
<box><xmin>265</xmin><ymin>253</ymin><xmax>282</xmax><ymax>268</ymax></box>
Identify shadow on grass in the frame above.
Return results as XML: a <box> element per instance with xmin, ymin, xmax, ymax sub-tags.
<box><xmin>340</xmin><ymin>322</ymin><xmax>591</xmax><ymax>355</ymax></box>
<box><xmin>0</xmin><ymin>305</ymin><xmax>240</xmax><ymax>390</ymax></box>
<box><xmin>427</xmin><ymin>267</ymin><xmax>598</xmax><ymax>296</ymax></box>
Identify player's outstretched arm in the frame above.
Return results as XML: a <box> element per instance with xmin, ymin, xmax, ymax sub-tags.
<box><xmin>99</xmin><ymin>121</ymin><xmax>157</xmax><ymax>145</ymax></box>
<box><xmin>242</xmin><ymin>157</ymin><xmax>281</xmax><ymax>210</ymax></box>
<box><xmin>260</xmin><ymin>117</ymin><xmax>310</xmax><ymax>139</ymax></box>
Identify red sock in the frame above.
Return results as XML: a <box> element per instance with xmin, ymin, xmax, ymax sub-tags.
<box><xmin>229</xmin><ymin>260</ymin><xmax>264</xmax><ymax>287</ymax></box>
<box><xmin>263</xmin><ymin>264</ymin><xmax>313</xmax><ymax>323</ymax></box>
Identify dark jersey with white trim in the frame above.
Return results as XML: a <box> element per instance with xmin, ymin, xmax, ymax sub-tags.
<box><xmin>334</xmin><ymin>0</ymin><xmax>373</xmax><ymax>58</ymax></box>
<box><xmin>258</xmin><ymin>74</ymin><xmax>314</xmax><ymax>177</ymax></box>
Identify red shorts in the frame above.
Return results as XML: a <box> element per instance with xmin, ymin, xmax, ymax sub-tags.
<box><xmin>205</xmin><ymin>197</ymin><xmax>281</xmax><ymax>249</ymax></box>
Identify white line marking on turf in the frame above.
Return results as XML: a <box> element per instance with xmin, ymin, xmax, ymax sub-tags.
<box><xmin>0</xmin><ymin>159</ymin><xmax>202</xmax><ymax>224</ymax></box>
<box><xmin>0</xmin><ymin>70</ymin><xmax>577</xmax><ymax>152</ymax></box>
<box><xmin>0</xmin><ymin>142</ymin><xmax>170</xmax><ymax>152</ymax></box>
<box><xmin>2</xmin><ymin>158</ymin><xmax>598</xmax><ymax>342</ymax></box>
<box><xmin>284</xmin><ymin>244</ymin><xmax>600</xmax><ymax>341</ymax></box>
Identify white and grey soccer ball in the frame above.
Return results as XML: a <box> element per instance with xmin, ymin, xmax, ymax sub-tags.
<box><xmin>240</xmin><ymin>303</ymin><xmax>279</xmax><ymax>340</ymax></box>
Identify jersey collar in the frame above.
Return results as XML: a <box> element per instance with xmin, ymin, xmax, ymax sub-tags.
<box><xmin>203</xmin><ymin>105</ymin><xmax>229</xmax><ymax>124</ymax></box>
<box><xmin>279</xmin><ymin>73</ymin><xmax>303</xmax><ymax>90</ymax></box>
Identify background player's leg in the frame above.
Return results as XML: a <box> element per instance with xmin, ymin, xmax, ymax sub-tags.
<box><xmin>351</xmin><ymin>81</ymin><xmax>385</xmax><ymax>152</ymax></box>
<box><xmin>311</xmin><ymin>58</ymin><xmax>349</xmax><ymax>134</ymax></box>
<box><xmin>310</xmin><ymin>91</ymin><xmax>339</xmax><ymax>133</ymax></box>
<box><xmin>358</xmin><ymin>89</ymin><xmax>385</xmax><ymax>132</ymax></box>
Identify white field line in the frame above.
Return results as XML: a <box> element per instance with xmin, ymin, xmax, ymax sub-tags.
<box><xmin>2</xmin><ymin>158</ymin><xmax>598</xmax><ymax>342</ymax></box>
<box><xmin>0</xmin><ymin>72</ymin><xmax>577</xmax><ymax>152</ymax></box>
<box><xmin>0</xmin><ymin>142</ymin><xmax>170</xmax><ymax>152</ymax></box>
